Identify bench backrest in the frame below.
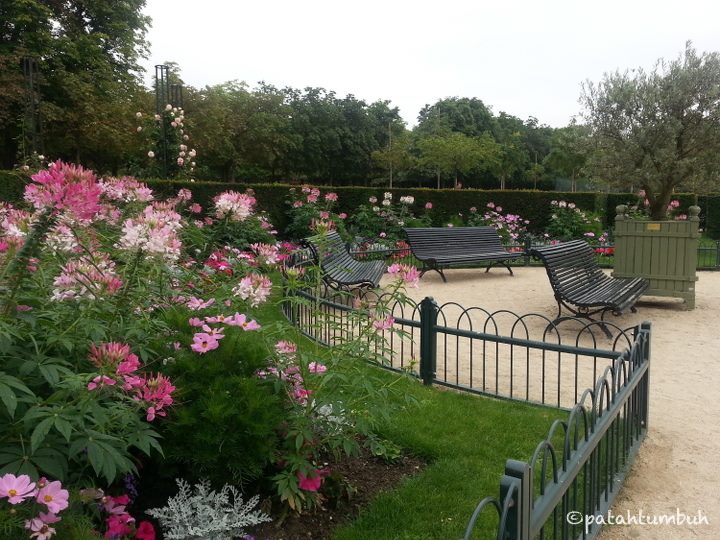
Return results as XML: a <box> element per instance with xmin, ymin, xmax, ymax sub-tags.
<box><xmin>403</xmin><ymin>227</ymin><xmax>506</xmax><ymax>256</ymax></box>
<box><xmin>530</xmin><ymin>240</ymin><xmax>606</xmax><ymax>293</ymax></box>
<box><xmin>304</xmin><ymin>231</ymin><xmax>355</xmax><ymax>269</ymax></box>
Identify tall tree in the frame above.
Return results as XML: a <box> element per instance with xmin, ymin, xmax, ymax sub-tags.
<box><xmin>416</xmin><ymin>97</ymin><xmax>494</xmax><ymax>137</ymax></box>
<box><xmin>417</xmin><ymin>132</ymin><xmax>498</xmax><ymax>189</ymax></box>
<box><xmin>543</xmin><ymin>124</ymin><xmax>590</xmax><ymax>192</ymax></box>
<box><xmin>581</xmin><ymin>42</ymin><xmax>720</xmax><ymax>218</ymax></box>
<box><xmin>0</xmin><ymin>0</ymin><xmax>150</xmax><ymax>170</ymax></box>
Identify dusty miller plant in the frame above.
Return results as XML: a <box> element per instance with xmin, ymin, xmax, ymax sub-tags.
<box><xmin>146</xmin><ymin>478</ymin><xmax>271</xmax><ymax>539</ymax></box>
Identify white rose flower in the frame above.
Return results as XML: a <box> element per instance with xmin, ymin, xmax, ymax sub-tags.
<box><xmin>148</xmin><ymin>151</ymin><xmax>155</xmax><ymax>158</ymax></box>
<box><xmin>136</xmin><ymin>112</ymin><xmax>142</xmax><ymax>118</ymax></box>
<box><xmin>165</xmin><ymin>104</ymin><xmax>172</xmax><ymax>111</ymax></box>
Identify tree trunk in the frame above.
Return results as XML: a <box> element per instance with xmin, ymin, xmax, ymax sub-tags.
<box><xmin>436</xmin><ymin>170</ymin><xmax>441</xmax><ymax>189</ymax></box>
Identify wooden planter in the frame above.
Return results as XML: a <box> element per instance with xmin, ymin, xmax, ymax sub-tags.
<box><xmin>612</xmin><ymin>205</ymin><xmax>700</xmax><ymax>309</ymax></box>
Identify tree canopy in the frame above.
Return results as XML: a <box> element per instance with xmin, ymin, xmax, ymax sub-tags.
<box><xmin>581</xmin><ymin>42</ymin><xmax>720</xmax><ymax>218</ymax></box>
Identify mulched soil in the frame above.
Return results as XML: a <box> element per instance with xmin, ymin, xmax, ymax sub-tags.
<box><xmin>248</xmin><ymin>449</ymin><xmax>426</xmax><ymax>540</ymax></box>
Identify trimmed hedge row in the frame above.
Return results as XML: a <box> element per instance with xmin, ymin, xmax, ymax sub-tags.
<box><xmin>2</xmin><ymin>171</ymin><xmax>719</xmax><ymax>238</ymax></box>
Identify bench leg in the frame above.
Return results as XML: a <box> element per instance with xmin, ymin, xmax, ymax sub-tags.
<box><xmin>419</xmin><ymin>264</ymin><xmax>447</xmax><ymax>283</ymax></box>
<box><xmin>484</xmin><ymin>261</ymin><xmax>514</xmax><ymax>275</ymax></box>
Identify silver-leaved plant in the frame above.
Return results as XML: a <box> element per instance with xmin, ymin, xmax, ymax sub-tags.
<box><xmin>146</xmin><ymin>478</ymin><xmax>271</xmax><ymax>539</ymax></box>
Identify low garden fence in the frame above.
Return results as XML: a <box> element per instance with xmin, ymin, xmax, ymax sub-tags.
<box><xmin>282</xmin><ymin>252</ymin><xmax>651</xmax><ymax>539</ymax></box>
<box><xmin>348</xmin><ymin>237</ymin><xmax>720</xmax><ymax>270</ymax></box>
<box><xmin>462</xmin><ymin>322</ymin><xmax>650</xmax><ymax>539</ymax></box>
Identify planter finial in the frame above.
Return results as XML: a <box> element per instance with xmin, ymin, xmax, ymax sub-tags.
<box><xmin>689</xmin><ymin>205</ymin><xmax>701</xmax><ymax>222</ymax></box>
<box><xmin>615</xmin><ymin>205</ymin><xmax>628</xmax><ymax>221</ymax></box>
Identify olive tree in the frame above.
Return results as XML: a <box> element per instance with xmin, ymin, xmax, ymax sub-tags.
<box><xmin>581</xmin><ymin>42</ymin><xmax>720</xmax><ymax>218</ymax></box>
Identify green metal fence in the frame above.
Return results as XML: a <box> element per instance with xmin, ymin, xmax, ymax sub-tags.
<box><xmin>283</xmin><ymin>253</ymin><xmax>651</xmax><ymax>539</ymax></box>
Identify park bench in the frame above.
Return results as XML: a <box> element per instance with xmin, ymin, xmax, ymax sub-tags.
<box><xmin>402</xmin><ymin>226</ymin><xmax>522</xmax><ymax>282</ymax></box>
<box><xmin>529</xmin><ymin>240</ymin><xmax>649</xmax><ymax>337</ymax></box>
<box><xmin>303</xmin><ymin>230</ymin><xmax>386</xmax><ymax>290</ymax></box>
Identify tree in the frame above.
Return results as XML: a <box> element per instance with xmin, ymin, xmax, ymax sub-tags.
<box><xmin>371</xmin><ymin>128</ymin><xmax>414</xmax><ymax>187</ymax></box>
<box><xmin>416</xmin><ymin>97</ymin><xmax>494</xmax><ymax>137</ymax></box>
<box><xmin>581</xmin><ymin>42</ymin><xmax>720</xmax><ymax>218</ymax></box>
<box><xmin>543</xmin><ymin>124</ymin><xmax>590</xmax><ymax>192</ymax></box>
<box><xmin>0</xmin><ymin>0</ymin><xmax>151</xmax><ymax>170</ymax></box>
<box><xmin>417</xmin><ymin>132</ymin><xmax>498</xmax><ymax>189</ymax></box>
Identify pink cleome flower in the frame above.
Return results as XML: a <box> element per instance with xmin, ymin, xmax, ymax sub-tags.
<box><xmin>24</xmin><ymin>161</ymin><xmax>102</xmax><ymax>222</ymax></box>
<box><xmin>213</xmin><ymin>190</ymin><xmax>256</xmax><ymax>222</ymax></box>
<box><xmin>232</xmin><ymin>274</ymin><xmax>272</xmax><ymax>307</ymax></box>
<box><xmin>275</xmin><ymin>340</ymin><xmax>297</xmax><ymax>354</ymax></box>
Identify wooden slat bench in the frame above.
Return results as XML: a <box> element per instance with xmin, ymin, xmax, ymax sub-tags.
<box><xmin>303</xmin><ymin>231</ymin><xmax>386</xmax><ymax>289</ymax></box>
<box><xmin>402</xmin><ymin>226</ymin><xmax>522</xmax><ymax>282</ymax></box>
<box><xmin>529</xmin><ymin>240</ymin><xmax>649</xmax><ymax>337</ymax></box>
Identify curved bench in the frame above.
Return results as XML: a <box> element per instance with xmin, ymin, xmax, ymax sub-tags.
<box><xmin>529</xmin><ymin>240</ymin><xmax>649</xmax><ymax>337</ymax></box>
<box><xmin>303</xmin><ymin>231</ymin><xmax>386</xmax><ymax>289</ymax></box>
<box><xmin>403</xmin><ymin>226</ymin><xmax>522</xmax><ymax>282</ymax></box>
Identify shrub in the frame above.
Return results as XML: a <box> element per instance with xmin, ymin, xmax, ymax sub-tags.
<box><xmin>466</xmin><ymin>202</ymin><xmax>529</xmax><ymax>243</ymax></box>
<box><xmin>545</xmin><ymin>199</ymin><xmax>603</xmax><ymax>241</ymax></box>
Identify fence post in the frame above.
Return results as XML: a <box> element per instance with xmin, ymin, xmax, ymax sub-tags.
<box><xmin>501</xmin><ymin>460</ymin><xmax>531</xmax><ymax>539</ymax></box>
<box><xmin>419</xmin><ymin>296</ymin><xmax>438</xmax><ymax>385</ymax></box>
<box><xmin>640</xmin><ymin>320</ymin><xmax>651</xmax><ymax>432</ymax></box>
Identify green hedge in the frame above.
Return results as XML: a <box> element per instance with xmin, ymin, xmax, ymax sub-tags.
<box><xmin>3</xmin><ymin>171</ymin><xmax>720</xmax><ymax>238</ymax></box>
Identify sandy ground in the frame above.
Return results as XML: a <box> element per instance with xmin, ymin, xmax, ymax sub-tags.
<box><xmin>378</xmin><ymin>266</ymin><xmax>720</xmax><ymax>540</ymax></box>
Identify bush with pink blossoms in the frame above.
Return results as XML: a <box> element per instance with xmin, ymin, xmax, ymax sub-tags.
<box><xmin>465</xmin><ymin>202</ymin><xmax>530</xmax><ymax>244</ymax></box>
<box><xmin>285</xmin><ymin>186</ymin><xmax>348</xmax><ymax>240</ymax></box>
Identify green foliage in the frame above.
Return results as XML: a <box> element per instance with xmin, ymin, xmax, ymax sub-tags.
<box><xmin>582</xmin><ymin>42</ymin><xmax>720</xmax><ymax>218</ymax></box>
<box><xmin>157</xmin><ymin>316</ymin><xmax>284</xmax><ymax>486</ymax></box>
<box><xmin>545</xmin><ymin>199</ymin><xmax>604</xmax><ymax>241</ymax></box>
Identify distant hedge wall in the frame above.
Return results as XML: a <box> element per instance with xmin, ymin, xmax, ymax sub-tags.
<box><xmin>2</xmin><ymin>171</ymin><xmax>719</xmax><ymax>238</ymax></box>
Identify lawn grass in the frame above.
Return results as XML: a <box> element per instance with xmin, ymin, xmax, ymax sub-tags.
<box><xmin>333</xmin><ymin>381</ymin><xmax>559</xmax><ymax>539</ymax></box>
<box><xmin>261</xmin><ymin>285</ymin><xmax>561</xmax><ymax>539</ymax></box>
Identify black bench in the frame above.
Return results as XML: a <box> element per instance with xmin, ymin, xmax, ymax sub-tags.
<box><xmin>303</xmin><ymin>231</ymin><xmax>386</xmax><ymax>289</ymax></box>
<box><xmin>529</xmin><ymin>240</ymin><xmax>649</xmax><ymax>337</ymax></box>
<box><xmin>402</xmin><ymin>226</ymin><xmax>522</xmax><ymax>282</ymax></box>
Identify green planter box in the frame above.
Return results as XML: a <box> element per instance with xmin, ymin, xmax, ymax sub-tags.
<box><xmin>612</xmin><ymin>205</ymin><xmax>700</xmax><ymax>309</ymax></box>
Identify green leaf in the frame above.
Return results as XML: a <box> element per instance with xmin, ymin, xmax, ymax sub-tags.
<box><xmin>86</xmin><ymin>442</ymin><xmax>103</xmax><ymax>477</ymax></box>
<box><xmin>38</xmin><ymin>364</ymin><xmax>60</xmax><ymax>386</ymax></box>
<box><xmin>0</xmin><ymin>383</ymin><xmax>18</xmax><ymax>417</ymax></box>
<box><xmin>54</xmin><ymin>417</ymin><xmax>72</xmax><ymax>442</ymax></box>
<box><xmin>30</xmin><ymin>417</ymin><xmax>55</xmax><ymax>453</ymax></box>
<box><xmin>32</xmin><ymin>451</ymin><xmax>67</xmax><ymax>481</ymax></box>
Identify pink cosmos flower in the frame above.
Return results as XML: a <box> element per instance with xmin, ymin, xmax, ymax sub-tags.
<box><xmin>190</xmin><ymin>333</ymin><xmax>221</xmax><ymax>354</ymax></box>
<box><xmin>224</xmin><ymin>312</ymin><xmax>261</xmax><ymax>330</ymax></box>
<box><xmin>87</xmin><ymin>376</ymin><xmax>116</xmax><ymax>391</ymax></box>
<box><xmin>36</xmin><ymin>481</ymin><xmax>69</xmax><ymax>513</ymax></box>
<box><xmin>275</xmin><ymin>340</ymin><xmax>297</xmax><ymax>354</ymax></box>
<box><xmin>187</xmin><ymin>297</ymin><xmax>215</xmax><ymax>310</ymax></box>
<box><xmin>0</xmin><ymin>473</ymin><xmax>36</xmax><ymax>504</ymax></box>
<box><xmin>188</xmin><ymin>317</ymin><xmax>204</xmax><ymax>327</ymax></box>
<box><xmin>25</xmin><ymin>513</ymin><xmax>59</xmax><ymax>540</ymax></box>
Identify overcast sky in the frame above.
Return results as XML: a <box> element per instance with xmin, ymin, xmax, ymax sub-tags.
<box><xmin>140</xmin><ymin>0</ymin><xmax>720</xmax><ymax>128</ymax></box>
